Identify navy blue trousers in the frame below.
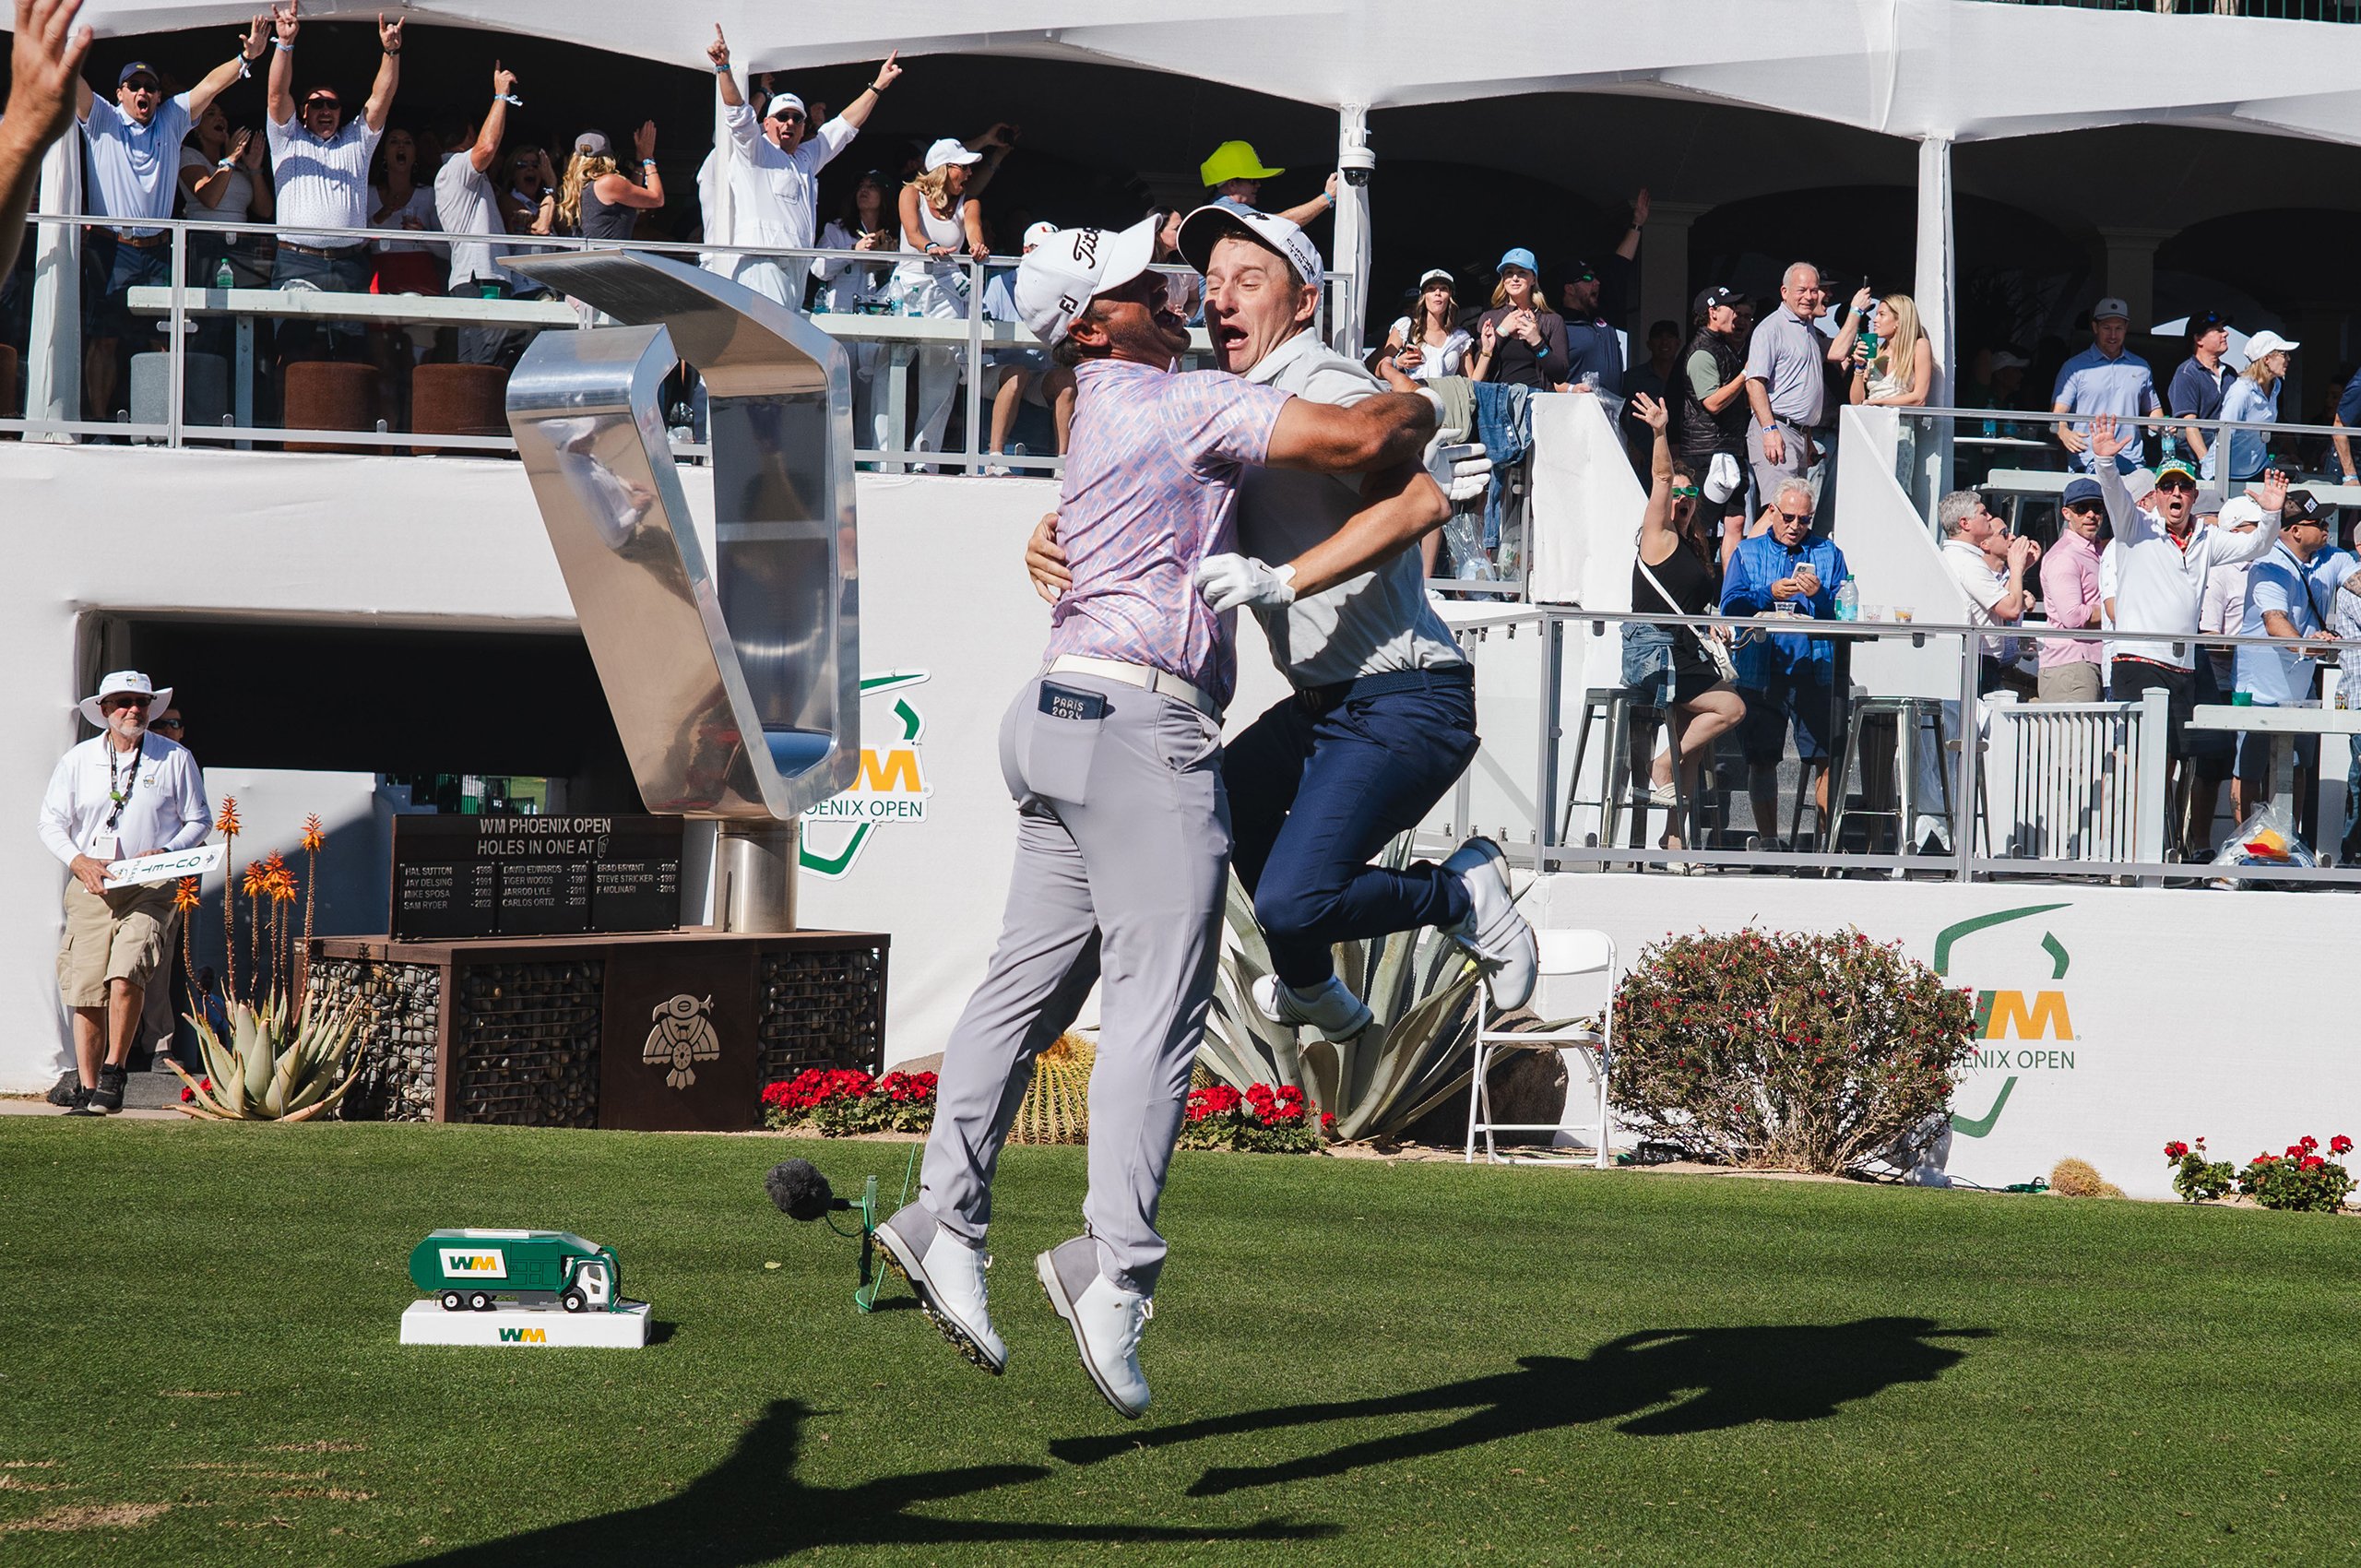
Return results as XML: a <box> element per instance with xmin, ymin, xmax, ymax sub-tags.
<box><xmin>1225</xmin><ymin>679</ymin><xmax>1481</xmax><ymax>990</ymax></box>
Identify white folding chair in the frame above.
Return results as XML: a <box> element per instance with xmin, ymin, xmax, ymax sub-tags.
<box><xmin>1463</xmin><ymin>927</ymin><xmax>1617</xmax><ymax>1168</ymax></box>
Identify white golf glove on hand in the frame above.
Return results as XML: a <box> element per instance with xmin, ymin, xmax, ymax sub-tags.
<box><xmin>1197</xmin><ymin>553</ymin><xmax>1298</xmax><ymax>612</ymax></box>
<box><xmin>1414</xmin><ymin>386</ymin><xmax>1492</xmax><ymax>502</ymax></box>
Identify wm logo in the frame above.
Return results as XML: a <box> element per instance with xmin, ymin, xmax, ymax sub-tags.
<box><xmin>859</xmin><ymin>748</ymin><xmax>922</xmax><ymax>792</ymax></box>
<box><xmin>497</xmin><ymin>1326</ymin><xmax>547</xmax><ymax>1344</ymax></box>
<box><xmin>441</xmin><ymin>1252</ymin><xmax>504</xmax><ymax>1274</ymax></box>
<box><xmin>1975</xmin><ymin>990</ymin><xmax>2072</xmax><ymax>1040</ymax></box>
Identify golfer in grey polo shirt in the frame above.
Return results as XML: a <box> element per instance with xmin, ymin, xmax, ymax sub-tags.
<box><xmin>1743</xmin><ymin>261</ymin><xmax>1831</xmax><ymax>507</ymax></box>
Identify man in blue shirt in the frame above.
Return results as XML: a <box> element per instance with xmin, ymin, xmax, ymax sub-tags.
<box><xmin>2330</xmin><ymin>364</ymin><xmax>2361</xmax><ymax>485</ymax></box>
<box><xmin>2167</xmin><ymin>311</ymin><xmax>2236</xmax><ymax>479</ymax></box>
<box><xmin>1720</xmin><ymin>476</ymin><xmax>1849</xmax><ymax>847</ymax></box>
<box><xmin>2053</xmin><ymin>297</ymin><xmax>2165</xmax><ymax>472</ymax></box>
<box><xmin>2235</xmin><ymin>490</ymin><xmax>2349</xmax><ymax>835</ymax></box>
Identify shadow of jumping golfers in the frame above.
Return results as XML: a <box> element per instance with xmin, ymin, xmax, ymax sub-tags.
<box><xmin>398</xmin><ymin>1398</ymin><xmax>1330</xmax><ymax>1566</ymax></box>
<box><xmin>1050</xmin><ymin>1316</ymin><xmax>1990</xmax><ymax>1497</ymax></box>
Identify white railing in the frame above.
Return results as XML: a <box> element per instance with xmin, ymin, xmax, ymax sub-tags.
<box><xmin>5</xmin><ymin>211</ymin><xmax>1352</xmax><ymax>475</ymax></box>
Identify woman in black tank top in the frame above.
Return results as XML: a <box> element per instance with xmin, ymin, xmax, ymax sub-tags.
<box><xmin>559</xmin><ymin>121</ymin><xmax>667</xmax><ymax>242</ymax></box>
<box><xmin>1625</xmin><ymin>393</ymin><xmax>1748</xmax><ymax>859</ymax></box>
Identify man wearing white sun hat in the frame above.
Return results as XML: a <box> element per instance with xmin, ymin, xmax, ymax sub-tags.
<box><xmin>876</xmin><ymin>216</ymin><xmax>1447</xmax><ymax>1420</ymax></box>
<box><xmin>36</xmin><ymin>671</ymin><xmax>209</xmax><ymax>1116</ymax></box>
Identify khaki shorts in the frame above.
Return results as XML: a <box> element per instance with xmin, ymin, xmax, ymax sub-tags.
<box><xmin>57</xmin><ymin>879</ymin><xmax>175</xmax><ymax>1009</ymax></box>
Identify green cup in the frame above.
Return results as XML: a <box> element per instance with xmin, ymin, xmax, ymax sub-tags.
<box><xmin>2232</xmin><ymin>691</ymin><xmax>2254</xmax><ymax>707</ymax></box>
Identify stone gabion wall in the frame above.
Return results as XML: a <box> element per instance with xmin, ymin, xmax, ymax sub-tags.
<box><xmin>757</xmin><ymin>944</ymin><xmax>887</xmax><ymax>1085</ymax></box>
<box><xmin>310</xmin><ymin>958</ymin><xmax>441</xmax><ymax>1122</ymax></box>
<box><xmin>446</xmin><ymin>959</ymin><xmax>604</xmax><ymax>1127</ymax></box>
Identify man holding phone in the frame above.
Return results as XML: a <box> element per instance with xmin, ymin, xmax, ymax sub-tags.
<box><xmin>1721</xmin><ymin>478</ymin><xmax>1850</xmax><ymax>846</ymax></box>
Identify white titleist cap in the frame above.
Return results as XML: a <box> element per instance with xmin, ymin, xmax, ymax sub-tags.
<box><xmin>1174</xmin><ymin>203</ymin><xmax>1323</xmax><ymax>292</ymax></box>
<box><xmin>1012</xmin><ymin>217</ymin><xmax>1159</xmax><ymax>346</ymax></box>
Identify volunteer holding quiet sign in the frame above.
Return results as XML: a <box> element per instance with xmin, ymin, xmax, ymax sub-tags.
<box><xmin>36</xmin><ymin>671</ymin><xmax>210</xmax><ymax>1117</ymax></box>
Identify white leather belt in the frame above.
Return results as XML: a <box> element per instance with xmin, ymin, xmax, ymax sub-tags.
<box><xmin>1043</xmin><ymin>655</ymin><xmax>1221</xmax><ymax>719</ymax></box>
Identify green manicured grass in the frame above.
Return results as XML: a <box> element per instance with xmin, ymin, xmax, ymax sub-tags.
<box><xmin>6</xmin><ymin>1120</ymin><xmax>2361</xmax><ymax>1565</ymax></box>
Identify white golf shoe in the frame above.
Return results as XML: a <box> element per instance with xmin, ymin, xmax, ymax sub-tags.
<box><xmin>875</xmin><ymin>1205</ymin><xmax>1007</xmax><ymax>1374</ymax></box>
<box><xmin>1252</xmin><ymin>972</ymin><xmax>1373</xmax><ymax>1042</ymax></box>
<box><xmin>1442</xmin><ymin>837</ymin><xmax>1537</xmax><ymax>1011</ymax></box>
<box><xmin>1037</xmin><ymin>1236</ymin><xmax>1154</xmax><ymax>1419</ymax></box>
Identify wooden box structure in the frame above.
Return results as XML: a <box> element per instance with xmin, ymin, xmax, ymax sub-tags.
<box><xmin>311</xmin><ymin>930</ymin><xmax>886</xmax><ymax>1131</ymax></box>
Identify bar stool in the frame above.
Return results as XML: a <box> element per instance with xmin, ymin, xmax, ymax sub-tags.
<box><xmin>1560</xmin><ymin>685</ymin><xmax>1693</xmax><ymax>866</ymax></box>
<box><xmin>280</xmin><ymin>361</ymin><xmax>376</xmax><ymax>453</ymax></box>
<box><xmin>410</xmin><ymin>362</ymin><xmax>509</xmax><ymax>457</ymax></box>
<box><xmin>129</xmin><ymin>350</ymin><xmax>228</xmax><ymax>434</ymax></box>
<box><xmin>1828</xmin><ymin>695</ymin><xmax>1953</xmax><ymax>857</ymax></box>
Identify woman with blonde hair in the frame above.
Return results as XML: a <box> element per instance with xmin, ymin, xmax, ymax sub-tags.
<box><xmin>2220</xmin><ymin>331</ymin><xmax>2296</xmax><ymax>484</ymax></box>
<box><xmin>890</xmin><ymin>137</ymin><xmax>994</xmax><ymax>469</ymax></box>
<box><xmin>559</xmin><ymin>121</ymin><xmax>664</xmax><ymax>242</ymax></box>
<box><xmin>1836</xmin><ymin>285</ymin><xmax>1935</xmax><ymax>487</ymax></box>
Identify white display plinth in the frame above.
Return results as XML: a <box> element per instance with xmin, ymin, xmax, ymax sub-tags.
<box><xmin>399</xmin><ymin>1299</ymin><xmax>650</xmax><ymax>1348</ymax></box>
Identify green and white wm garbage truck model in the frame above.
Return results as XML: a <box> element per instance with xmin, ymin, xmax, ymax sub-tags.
<box><xmin>408</xmin><ymin>1229</ymin><xmax>623</xmax><ymax>1313</ymax></box>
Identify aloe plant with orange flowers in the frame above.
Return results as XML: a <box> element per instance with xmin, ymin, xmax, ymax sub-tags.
<box><xmin>167</xmin><ymin>796</ymin><xmax>363</xmax><ymax>1122</ymax></box>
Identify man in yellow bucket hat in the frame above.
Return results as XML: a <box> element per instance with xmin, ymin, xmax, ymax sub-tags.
<box><xmin>1199</xmin><ymin>138</ymin><xmax>1338</xmax><ymax>231</ymax></box>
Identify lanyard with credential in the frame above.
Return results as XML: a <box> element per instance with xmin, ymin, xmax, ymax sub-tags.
<box><xmin>104</xmin><ymin>738</ymin><xmax>143</xmax><ymax>836</ymax></box>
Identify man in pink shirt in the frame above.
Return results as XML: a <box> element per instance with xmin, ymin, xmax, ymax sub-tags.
<box><xmin>878</xmin><ymin>218</ymin><xmax>1446</xmax><ymax>1420</ymax></box>
<box><xmin>2037</xmin><ymin>476</ymin><xmax>2107</xmax><ymax>702</ymax></box>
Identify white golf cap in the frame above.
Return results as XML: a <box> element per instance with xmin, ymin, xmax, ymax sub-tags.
<box><xmin>77</xmin><ymin>669</ymin><xmax>172</xmax><ymax>729</ymax></box>
<box><xmin>2092</xmin><ymin>296</ymin><xmax>2131</xmax><ymax>323</ymax></box>
<box><xmin>923</xmin><ymin>137</ymin><xmax>982</xmax><ymax>172</ymax></box>
<box><xmin>764</xmin><ymin>91</ymin><xmax>806</xmax><ymax>119</ymax></box>
<box><xmin>2243</xmin><ymin>328</ymin><xmax>2300</xmax><ymax>359</ymax></box>
<box><xmin>1021</xmin><ymin>220</ymin><xmax>1057</xmax><ymax>254</ymax></box>
<box><xmin>1174</xmin><ymin>203</ymin><xmax>1323</xmax><ymax>292</ymax></box>
<box><xmin>1013</xmin><ymin>216</ymin><xmax>1160</xmax><ymax>346</ymax></box>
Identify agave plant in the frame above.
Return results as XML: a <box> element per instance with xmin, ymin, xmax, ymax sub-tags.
<box><xmin>168</xmin><ymin>992</ymin><xmax>365</xmax><ymax>1122</ymax></box>
<box><xmin>1202</xmin><ymin>836</ymin><xmax>1506</xmax><ymax>1142</ymax></box>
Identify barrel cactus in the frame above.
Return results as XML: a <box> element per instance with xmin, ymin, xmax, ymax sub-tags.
<box><xmin>1012</xmin><ymin>1032</ymin><xmax>1093</xmax><ymax>1144</ymax></box>
<box><xmin>168</xmin><ymin>992</ymin><xmax>365</xmax><ymax>1121</ymax></box>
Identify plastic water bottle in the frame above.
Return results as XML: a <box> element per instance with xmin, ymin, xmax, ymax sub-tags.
<box><xmin>214</xmin><ymin>257</ymin><xmax>233</xmax><ymax>288</ymax></box>
<box><xmin>1834</xmin><ymin>575</ymin><xmax>1859</xmax><ymax>623</ymax></box>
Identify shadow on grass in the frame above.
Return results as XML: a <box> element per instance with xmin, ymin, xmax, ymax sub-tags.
<box><xmin>1053</xmin><ymin>1316</ymin><xmax>1990</xmax><ymax>1496</ymax></box>
<box><xmin>397</xmin><ymin>1398</ymin><xmax>1328</xmax><ymax>1565</ymax></box>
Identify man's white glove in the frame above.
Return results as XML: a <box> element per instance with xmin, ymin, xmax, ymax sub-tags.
<box><xmin>1196</xmin><ymin>553</ymin><xmax>1298</xmax><ymax>612</ymax></box>
<box><xmin>1414</xmin><ymin>386</ymin><xmax>1491</xmax><ymax>502</ymax></box>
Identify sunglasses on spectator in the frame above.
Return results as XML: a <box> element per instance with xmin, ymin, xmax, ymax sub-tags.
<box><xmin>1778</xmin><ymin>510</ymin><xmax>1813</xmax><ymax>525</ymax></box>
<box><xmin>766</xmin><ymin>109</ymin><xmax>805</xmax><ymax>124</ymax></box>
<box><xmin>101</xmin><ymin>695</ymin><xmax>147</xmax><ymax>712</ymax></box>
<box><xmin>2155</xmin><ymin>477</ymin><xmax>2198</xmax><ymax>493</ymax></box>
<box><xmin>152</xmin><ymin>718</ymin><xmax>184</xmax><ymax>731</ymax></box>
<box><xmin>125</xmin><ymin>79</ymin><xmax>161</xmax><ymax>94</ymax></box>
<box><xmin>1670</xmin><ymin>485</ymin><xmax>1700</xmax><ymax>499</ymax></box>
<box><xmin>306</xmin><ymin>97</ymin><xmax>340</xmax><ymax>111</ymax></box>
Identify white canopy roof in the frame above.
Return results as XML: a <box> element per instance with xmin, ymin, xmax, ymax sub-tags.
<box><xmin>36</xmin><ymin>0</ymin><xmax>2361</xmax><ymax>148</ymax></box>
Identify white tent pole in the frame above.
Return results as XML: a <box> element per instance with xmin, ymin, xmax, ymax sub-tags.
<box><xmin>1331</xmin><ymin>102</ymin><xmax>1370</xmax><ymax>359</ymax></box>
<box><xmin>1913</xmin><ymin>134</ymin><xmax>1954</xmax><ymax>500</ymax></box>
<box><xmin>26</xmin><ymin>133</ymin><xmax>81</xmax><ymax>437</ymax></box>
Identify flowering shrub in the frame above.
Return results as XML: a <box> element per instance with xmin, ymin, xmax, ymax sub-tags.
<box><xmin>2238</xmin><ymin>1135</ymin><xmax>2355</xmax><ymax>1214</ymax></box>
<box><xmin>2162</xmin><ymin>1138</ymin><xmax>2236</xmax><ymax>1203</ymax></box>
<box><xmin>2165</xmin><ymin>1134</ymin><xmax>2354</xmax><ymax>1212</ymax></box>
<box><xmin>1177</xmin><ymin>1081</ymin><xmax>1332</xmax><ymax>1154</ymax></box>
<box><xmin>1608</xmin><ymin>927</ymin><xmax>1975</xmax><ymax>1174</ymax></box>
<box><xmin>762</xmin><ymin>1068</ymin><xmax>937</xmax><ymax>1135</ymax></box>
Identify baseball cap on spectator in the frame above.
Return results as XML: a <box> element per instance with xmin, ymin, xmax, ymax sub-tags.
<box><xmin>1418</xmin><ymin>267</ymin><xmax>1453</xmax><ymax>290</ymax></box>
<box><xmin>1704</xmin><ymin>451</ymin><xmax>1742</xmax><ymax>505</ymax></box>
<box><xmin>1176</xmin><ymin>204</ymin><xmax>1323</xmax><ymax>291</ymax></box>
<box><xmin>574</xmin><ymin>130</ymin><xmax>611</xmax><ymax>158</ymax></box>
<box><xmin>1990</xmin><ymin>350</ymin><xmax>2030</xmax><ymax>371</ymax></box>
<box><xmin>1566</xmin><ymin>258</ymin><xmax>1599</xmax><ymax>283</ymax></box>
<box><xmin>2092</xmin><ymin>297</ymin><xmax>2132</xmax><ymax>324</ymax></box>
<box><xmin>2154</xmin><ymin>457</ymin><xmax>2200</xmax><ymax>490</ymax></box>
<box><xmin>923</xmin><ymin>138</ymin><xmax>982</xmax><ymax>172</ymax></box>
<box><xmin>1497</xmin><ymin>246</ymin><xmax>1538</xmax><ymax>277</ymax></box>
<box><xmin>1200</xmin><ymin>140</ymin><xmax>1283</xmax><ymax>186</ymax></box>
<box><xmin>1021</xmin><ymin>220</ymin><xmax>1057</xmax><ymax>254</ymax></box>
<box><xmin>2244</xmin><ymin>328</ymin><xmax>2300</xmax><ymax>359</ymax></box>
<box><xmin>2187</xmin><ymin>309</ymin><xmax>2232</xmax><ymax>339</ymax></box>
<box><xmin>2060</xmin><ymin>477</ymin><xmax>2105</xmax><ymax>510</ymax></box>
<box><xmin>117</xmin><ymin>62</ymin><xmax>160</xmax><ymax>89</ymax></box>
<box><xmin>1012</xmin><ymin>215</ymin><xmax>1159</xmax><ymax>345</ymax></box>
<box><xmin>765</xmin><ymin>92</ymin><xmax>806</xmax><ymax>120</ymax></box>
<box><xmin>1693</xmin><ymin>285</ymin><xmax>1741</xmax><ymax>316</ymax></box>
<box><xmin>2283</xmin><ymin>489</ymin><xmax>2328</xmax><ymax>526</ymax></box>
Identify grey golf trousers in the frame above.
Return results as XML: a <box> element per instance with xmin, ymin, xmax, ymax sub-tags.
<box><xmin>918</xmin><ymin>671</ymin><xmax>1231</xmax><ymax>1298</ymax></box>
